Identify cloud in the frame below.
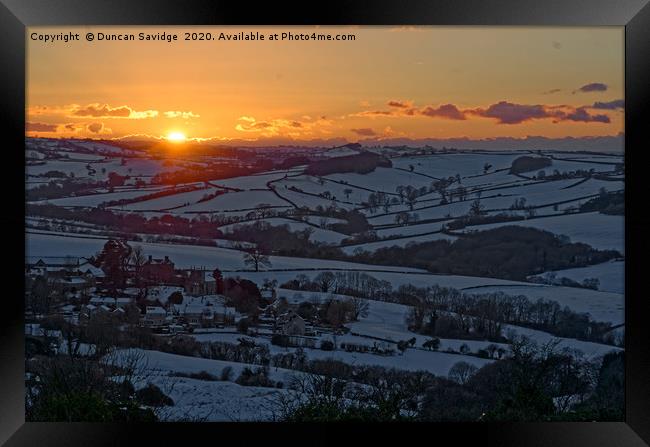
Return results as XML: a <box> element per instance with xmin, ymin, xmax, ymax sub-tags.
<box><xmin>86</xmin><ymin>122</ymin><xmax>105</xmax><ymax>133</ymax></box>
<box><xmin>356</xmin><ymin>102</ymin><xmax>465</xmax><ymax>120</ymax></box>
<box><xmin>574</xmin><ymin>82</ymin><xmax>608</xmax><ymax>94</ymax></box>
<box><xmin>27</xmin><ymin>105</ymin><xmax>62</xmax><ymax>116</ymax></box>
<box><xmin>470</xmin><ymin>101</ymin><xmax>612</xmax><ymax>124</ymax></box>
<box><xmin>355</xmin><ymin>99</ymin><xmax>614</xmax><ymax>125</ymax></box>
<box><xmin>26</xmin><ymin>122</ymin><xmax>58</xmax><ymax>132</ymax></box>
<box><xmin>63</xmin><ymin>123</ymin><xmax>84</xmax><ymax>133</ymax></box>
<box><xmin>236</xmin><ymin>120</ymin><xmax>273</xmax><ymax>132</ymax></box>
<box><xmin>70</xmin><ymin>103</ymin><xmax>158</xmax><ymax>119</ymax></box>
<box><xmin>164</xmin><ymin>111</ymin><xmax>200</xmax><ymax>119</ymax></box>
<box><xmin>420</xmin><ymin>104</ymin><xmax>466</xmax><ymax>120</ymax></box>
<box><xmin>387</xmin><ymin>100</ymin><xmax>412</xmax><ymax>108</ymax></box>
<box><xmin>559</xmin><ymin>107</ymin><xmax>610</xmax><ymax>123</ymax></box>
<box><xmin>354</xmin><ymin>110</ymin><xmax>396</xmax><ymax>117</ymax></box>
<box><xmin>542</xmin><ymin>88</ymin><xmax>562</xmax><ymax>95</ymax></box>
<box><xmin>350</xmin><ymin>128</ymin><xmax>377</xmax><ymax>136</ymax></box>
<box><xmin>592</xmin><ymin>99</ymin><xmax>624</xmax><ymax>110</ymax></box>
<box><xmin>235</xmin><ymin>115</ymin><xmax>332</xmax><ymax>137</ymax></box>
<box><xmin>470</xmin><ymin>101</ymin><xmax>549</xmax><ymax>124</ymax></box>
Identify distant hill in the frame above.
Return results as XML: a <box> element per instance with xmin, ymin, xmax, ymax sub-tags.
<box><xmin>304</xmin><ymin>152</ymin><xmax>392</xmax><ymax>176</ymax></box>
<box><xmin>322</xmin><ymin>143</ymin><xmax>364</xmax><ymax>159</ymax></box>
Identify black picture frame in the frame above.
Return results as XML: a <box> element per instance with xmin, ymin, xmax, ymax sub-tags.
<box><xmin>2</xmin><ymin>1</ymin><xmax>649</xmax><ymax>445</ymax></box>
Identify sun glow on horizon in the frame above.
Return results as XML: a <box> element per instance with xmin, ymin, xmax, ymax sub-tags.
<box><xmin>166</xmin><ymin>131</ymin><xmax>187</xmax><ymax>143</ymax></box>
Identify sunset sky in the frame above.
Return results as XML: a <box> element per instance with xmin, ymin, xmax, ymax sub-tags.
<box><xmin>26</xmin><ymin>26</ymin><xmax>624</xmax><ymax>144</ymax></box>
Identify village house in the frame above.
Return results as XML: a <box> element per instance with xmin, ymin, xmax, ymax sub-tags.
<box><xmin>171</xmin><ymin>295</ymin><xmax>235</xmax><ymax>328</ymax></box>
<box><xmin>26</xmin><ymin>256</ymin><xmax>81</xmax><ymax>277</ymax></box>
<box><xmin>89</xmin><ymin>296</ymin><xmax>133</xmax><ymax>308</ymax></box>
<box><xmin>77</xmin><ymin>261</ymin><xmax>104</xmax><ymax>276</ymax></box>
<box><xmin>54</xmin><ymin>276</ymin><xmax>92</xmax><ymax>296</ymax></box>
<box><xmin>26</xmin><ymin>257</ymin><xmax>104</xmax><ymax>298</ymax></box>
<box><xmin>143</xmin><ymin>306</ymin><xmax>167</xmax><ymax>327</ymax></box>
<box><xmin>183</xmin><ymin>268</ymin><xmax>217</xmax><ymax>296</ymax></box>
<box><xmin>177</xmin><ymin>304</ymin><xmax>211</xmax><ymax>327</ymax></box>
<box><xmin>58</xmin><ymin>304</ymin><xmax>77</xmax><ymax>318</ymax></box>
<box><xmin>26</xmin><ymin>257</ymin><xmax>102</xmax><ymax>280</ymax></box>
<box><xmin>141</xmin><ymin>255</ymin><xmax>175</xmax><ymax>284</ymax></box>
<box><xmin>25</xmin><ymin>323</ymin><xmax>63</xmax><ymax>343</ymax></box>
<box><xmin>276</xmin><ymin>310</ymin><xmax>306</xmax><ymax>336</ymax></box>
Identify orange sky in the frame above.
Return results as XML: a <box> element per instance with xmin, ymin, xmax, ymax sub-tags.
<box><xmin>26</xmin><ymin>26</ymin><xmax>624</xmax><ymax>143</ymax></box>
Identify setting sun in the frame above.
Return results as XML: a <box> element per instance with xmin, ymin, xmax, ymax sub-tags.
<box><xmin>166</xmin><ymin>131</ymin><xmax>187</xmax><ymax>142</ymax></box>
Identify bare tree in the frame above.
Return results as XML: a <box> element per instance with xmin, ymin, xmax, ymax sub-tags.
<box><xmin>129</xmin><ymin>245</ymin><xmax>146</xmax><ymax>288</ymax></box>
<box><xmin>349</xmin><ymin>297</ymin><xmax>369</xmax><ymax>321</ymax></box>
<box><xmin>469</xmin><ymin>199</ymin><xmax>485</xmax><ymax>217</ymax></box>
<box><xmin>243</xmin><ymin>247</ymin><xmax>271</xmax><ymax>272</ymax></box>
<box><xmin>314</xmin><ymin>271</ymin><xmax>336</xmax><ymax>293</ymax></box>
<box><xmin>448</xmin><ymin>361</ymin><xmax>479</xmax><ymax>385</ymax></box>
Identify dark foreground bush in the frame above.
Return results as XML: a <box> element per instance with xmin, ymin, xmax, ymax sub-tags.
<box><xmin>235</xmin><ymin>367</ymin><xmax>276</xmax><ymax>388</ymax></box>
<box><xmin>135</xmin><ymin>383</ymin><xmax>174</xmax><ymax>407</ymax></box>
<box><xmin>30</xmin><ymin>391</ymin><xmax>158</xmax><ymax>422</ymax></box>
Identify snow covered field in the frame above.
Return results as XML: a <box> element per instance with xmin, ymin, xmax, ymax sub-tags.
<box><xmin>462</xmin><ymin>284</ymin><xmax>623</xmax><ymax>325</ymax></box>
<box><xmin>219</xmin><ymin>217</ymin><xmax>348</xmax><ymax>244</ymax></box>
<box><xmin>535</xmin><ymin>259</ymin><xmax>625</xmax><ymax>294</ymax></box>
<box><xmin>459</xmin><ymin>212</ymin><xmax>624</xmax><ymax>253</ymax></box>
<box><xmin>117</xmin><ymin>349</ymin><xmax>293</xmax><ymax>421</ymax></box>
<box><xmin>26</xmin><ymin>141</ymin><xmax>625</xmax><ymax>420</ymax></box>
<box><xmin>502</xmin><ymin>325</ymin><xmax>622</xmax><ymax>358</ymax></box>
<box><xmin>25</xmin><ymin>230</ymin><xmax>426</xmax><ymax>273</ymax></box>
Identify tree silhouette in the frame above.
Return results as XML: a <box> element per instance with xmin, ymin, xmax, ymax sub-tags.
<box><xmin>243</xmin><ymin>247</ymin><xmax>271</xmax><ymax>272</ymax></box>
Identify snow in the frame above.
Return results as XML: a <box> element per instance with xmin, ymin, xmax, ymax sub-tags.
<box><xmin>147</xmin><ymin>286</ymin><xmax>186</xmax><ymax>303</ymax></box>
<box><xmin>122</xmin><ymin>349</ymin><xmax>295</xmax><ymax>382</ymax></box>
<box><xmin>327</xmin><ymin>167</ymin><xmax>433</xmax><ymax>193</ymax></box>
<box><xmin>276</xmin><ymin>175</ymin><xmax>371</xmax><ymax>204</ymax></box>
<box><xmin>302</xmin><ymin>215</ymin><xmax>347</xmax><ymax>226</ymax></box>
<box><xmin>340</xmin><ymin>233</ymin><xmax>458</xmax><ymax>254</ymax></box>
<box><xmin>390</xmin><ymin>153</ymin><xmax>522</xmax><ymax>178</ymax></box>
<box><xmin>219</xmin><ymin>218</ymin><xmax>348</xmax><ymax>244</ymax></box>
<box><xmin>25</xmin><ymin>143</ymin><xmax>625</xmax><ymax>416</ymax></box>
<box><xmin>176</xmin><ymin>190</ymin><xmax>292</xmax><ymax>213</ymax></box>
<box><xmin>112</xmin><ymin>349</ymin><xmax>294</xmax><ymax>421</ymax></box>
<box><xmin>25</xmin><ymin>231</ymin><xmax>426</xmax><ymax>273</ymax></box>
<box><xmin>322</xmin><ymin>147</ymin><xmax>361</xmax><ymax>158</ymax></box>
<box><xmin>535</xmin><ymin>259</ymin><xmax>624</xmax><ymax>294</ymax></box>
<box><xmin>374</xmin><ymin>221</ymin><xmax>448</xmax><ymax>238</ymax></box>
<box><xmin>32</xmin><ymin>188</ymin><xmax>168</xmax><ymax>207</ymax></box>
<box><xmin>459</xmin><ymin>212</ymin><xmax>624</xmax><ymax>253</ymax></box>
<box><xmin>503</xmin><ymin>325</ymin><xmax>622</xmax><ymax>359</ymax></box>
<box><xmin>548</xmin><ymin>159</ymin><xmax>620</xmax><ymax>173</ymax></box>
<box><xmin>26</xmin><ymin>229</ymin><xmax>623</xmax><ymax>326</ymax></box>
<box><xmin>115</xmin><ymin>187</ymin><xmax>217</xmax><ymax>211</ymax></box>
<box><xmin>153</xmin><ymin>376</ymin><xmax>286</xmax><ymax>421</ymax></box>
<box><xmin>210</xmin><ymin>170</ymin><xmax>297</xmax><ymax>191</ymax></box>
<box><xmin>464</xmin><ymin>284</ymin><xmax>623</xmax><ymax>325</ymax></box>
<box><xmin>296</xmin><ymin>346</ymin><xmax>492</xmax><ymax>375</ymax></box>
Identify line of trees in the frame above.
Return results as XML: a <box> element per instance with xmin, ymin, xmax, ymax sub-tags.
<box><xmin>280</xmin><ymin>272</ymin><xmax>620</xmax><ymax>345</ymax></box>
<box><xmin>274</xmin><ymin>337</ymin><xmax>623</xmax><ymax>422</ymax></box>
